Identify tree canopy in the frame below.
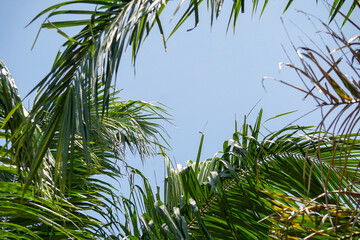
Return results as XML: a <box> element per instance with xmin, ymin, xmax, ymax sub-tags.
<box><xmin>1</xmin><ymin>0</ymin><xmax>360</xmax><ymax>239</ymax></box>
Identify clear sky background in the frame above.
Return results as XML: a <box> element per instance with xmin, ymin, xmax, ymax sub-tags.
<box><xmin>1</xmin><ymin>1</ymin><xmax>358</xmax><ymax>190</ymax></box>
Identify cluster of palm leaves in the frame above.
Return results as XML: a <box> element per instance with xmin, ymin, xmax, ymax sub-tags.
<box><xmin>1</xmin><ymin>0</ymin><xmax>360</xmax><ymax>239</ymax></box>
<box><xmin>0</xmin><ymin>58</ymin><xmax>170</xmax><ymax>238</ymax></box>
<box><xmin>116</xmin><ymin>109</ymin><xmax>360</xmax><ymax>239</ymax></box>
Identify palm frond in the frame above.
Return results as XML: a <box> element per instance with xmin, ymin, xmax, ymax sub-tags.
<box><xmin>168</xmin><ymin>0</ymin><xmax>358</xmax><ymax>38</ymax></box>
<box><xmin>280</xmin><ymin>14</ymin><xmax>360</xmax><ymax>200</ymax></box>
<box><xmin>17</xmin><ymin>0</ymin><xmax>169</xmax><ymax>193</ymax></box>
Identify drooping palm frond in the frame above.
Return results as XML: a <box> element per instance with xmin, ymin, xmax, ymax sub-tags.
<box><xmin>96</xmin><ymin>98</ymin><xmax>171</xmax><ymax>159</ymax></box>
<box><xmin>27</xmin><ymin>0</ymin><xmax>168</xmax><ymax>121</ymax></box>
<box><xmin>168</xmin><ymin>0</ymin><xmax>358</xmax><ymax>37</ymax></box>
<box><xmin>0</xmin><ymin>60</ymin><xmax>170</xmax><ymax>239</ymax></box>
<box><xmin>118</xmin><ymin>110</ymin><xmax>360</xmax><ymax>239</ymax></box>
<box><xmin>13</xmin><ymin>0</ymin><xmax>170</xmax><ymax>194</ymax></box>
<box><xmin>0</xmin><ymin>60</ymin><xmax>56</xmax><ymax>197</ymax></box>
<box><xmin>278</xmin><ymin>13</ymin><xmax>360</xmax><ymax>199</ymax></box>
<box><xmin>0</xmin><ymin>61</ymin><xmax>100</xmax><ymax>239</ymax></box>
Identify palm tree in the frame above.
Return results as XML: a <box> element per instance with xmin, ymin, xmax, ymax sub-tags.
<box><xmin>23</xmin><ymin>0</ymin><xmax>356</xmax><ymax>185</ymax></box>
<box><xmin>21</xmin><ymin>0</ymin><xmax>355</xmax><ymax>193</ymax></box>
<box><xmin>87</xmin><ymin>1</ymin><xmax>360</xmax><ymax>239</ymax></box>
<box><xmin>116</xmin><ymin>109</ymin><xmax>360</xmax><ymax>239</ymax></box>
<box><xmin>0</xmin><ymin>59</ymin><xmax>169</xmax><ymax>238</ymax></box>
<box><xmin>115</xmin><ymin>3</ymin><xmax>360</xmax><ymax>239</ymax></box>
<box><xmin>1</xmin><ymin>1</ymin><xmax>171</xmax><ymax>238</ymax></box>
<box><xmin>1</xmin><ymin>0</ymin><xmax>358</xmax><ymax>238</ymax></box>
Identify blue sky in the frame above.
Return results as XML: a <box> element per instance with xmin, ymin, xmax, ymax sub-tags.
<box><xmin>1</xmin><ymin>1</ymin><xmax>357</xmax><ymax>188</ymax></box>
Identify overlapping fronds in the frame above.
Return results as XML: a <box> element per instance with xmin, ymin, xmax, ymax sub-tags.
<box><xmin>169</xmin><ymin>0</ymin><xmax>357</xmax><ymax>37</ymax></box>
<box><xmin>23</xmin><ymin>0</ymin><xmax>356</xmax><ymax>198</ymax></box>
<box><xmin>117</xmin><ymin>110</ymin><xmax>360</xmax><ymax>239</ymax></box>
<box><xmin>98</xmin><ymin>98</ymin><xmax>170</xmax><ymax>158</ymax></box>
<box><xmin>277</xmin><ymin>10</ymin><xmax>360</xmax><ymax>203</ymax></box>
<box><xmin>28</xmin><ymin>0</ymin><xmax>168</xmax><ymax>111</ymax></box>
<box><xmin>0</xmin><ymin>60</ymin><xmax>169</xmax><ymax>238</ymax></box>
<box><xmin>14</xmin><ymin>0</ymin><xmax>170</xmax><ymax>194</ymax></box>
<box><xmin>0</xmin><ymin>165</ymin><xmax>105</xmax><ymax>239</ymax></box>
<box><xmin>0</xmin><ymin>62</ymin><xmax>99</xmax><ymax>238</ymax></box>
<box><xmin>1</xmin><ymin>0</ymin><xmax>357</xmax><ymax>238</ymax></box>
